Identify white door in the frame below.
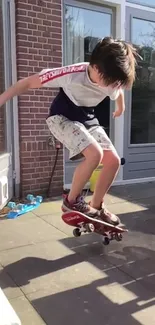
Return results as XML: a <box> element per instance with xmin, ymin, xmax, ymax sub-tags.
<box><xmin>0</xmin><ymin>0</ymin><xmax>14</xmax><ymax>209</ymax></box>
<box><xmin>63</xmin><ymin>0</ymin><xmax>115</xmax><ymax>189</ymax></box>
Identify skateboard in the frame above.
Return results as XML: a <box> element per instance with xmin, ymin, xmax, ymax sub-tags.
<box><xmin>7</xmin><ymin>194</ymin><xmax>43</xmax><ymax>219</ymax></box>
<box><xmin>62</xmin><ymin>211</ymin><xmax>128</xmax><ymax>245</ymax></box>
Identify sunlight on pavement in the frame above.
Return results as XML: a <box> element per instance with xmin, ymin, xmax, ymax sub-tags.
<box><xmin>132</xmin><ymin>305</ymin><xmax>155</xmax><ymax>324</ymax></box>
<box><xmin>97</xmin><ymin>282</ymin><xmax>138</xmax><ymax>305</ymax></box>
<box><xmin>137</xmin><ymin>297</ymin><xmax>155</xmax><ymax>306</ymax></box>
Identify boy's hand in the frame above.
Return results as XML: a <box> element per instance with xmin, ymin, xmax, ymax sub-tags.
<box><xmin>113</xmin><ymin>107</ymin><xmax>125</xmax><ymax>118</ymax></box>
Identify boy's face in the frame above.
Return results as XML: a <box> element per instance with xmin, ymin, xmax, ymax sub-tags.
<box><xmin>90</xmin><ymin>65</ymin><xmax>131</xmax><ymax>90</ymax></box>
<box><xmin>90</xmin><ymin>65</ymin><xmax>122</xmax><ymax>89</ymax></box>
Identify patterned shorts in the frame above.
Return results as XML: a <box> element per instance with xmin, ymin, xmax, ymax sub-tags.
<box><xmin>46</xmin><ymin>115</ymin><xmax>116</xmax><ymax>160</ymax></box>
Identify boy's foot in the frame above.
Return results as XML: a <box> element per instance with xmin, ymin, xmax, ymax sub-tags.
<box><xmin>88</xmin><ymin>200</ymin><xmax>120</xmax><ymax>225</ymax></box>
<box><xmin>62</xmin><ymin>195</ymin><xmax>100</xmax><ymax>218</ymax></box>
<box><xmin>99</xmin><ymin>205</ymin><xmax>120</xmax><ymax>226</ymax></box>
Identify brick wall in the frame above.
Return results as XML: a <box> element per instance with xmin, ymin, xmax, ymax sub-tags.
<box><xmin>15</xmin><ymin>0</ymin><xmax>63</xmax><ymax>197</ymax></box>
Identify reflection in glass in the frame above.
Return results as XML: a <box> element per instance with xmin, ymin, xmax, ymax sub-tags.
<box><xmin>64</xmin><ymin>5</ymin><xmax>111</xmax><ymax>64</ymax></box>
<box><xmin>131</xmin><ymin>18</ymin><xmax>155</xmax><ymax>144</ymax></box>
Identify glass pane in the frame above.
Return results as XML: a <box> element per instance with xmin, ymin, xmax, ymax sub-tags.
<box><xmin>130</xmin><ymin>17</ymin><xmax>155</xmax><ymax>144</ymax></box>
<box><xmin>127</xmin><ymin>0</ymin><xmax>155</xmax><ymax>8</ymax></box>
<box><xmin>0</xmin><ymin>2</ymin><xmax>6</xmax><ymax>153</ymax></box>
<box><xmin>64</xmin><ymin>5</ymin><xmax>111</xmax><ymax>65</ymax></box>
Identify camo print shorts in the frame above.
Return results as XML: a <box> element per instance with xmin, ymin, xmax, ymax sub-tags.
<box><xmin>46</xmin><ymin>115</ymin><xmax>116</xmax><ymax>160</ymax></box>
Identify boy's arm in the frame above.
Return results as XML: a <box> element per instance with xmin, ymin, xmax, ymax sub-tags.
<box><xmin>0</xmin><ymin>74</ymin><xmax>42</xmax><ymax>107</ymax></box>
<box><xmin>0</xmin><ymin>64</ymin><xmax>75</xmax><ymax>107</ymax></box>
<box><xmin>113</xmin><ymin>89</ymin><xmax>125</xmax><ymax>118</ymax></box>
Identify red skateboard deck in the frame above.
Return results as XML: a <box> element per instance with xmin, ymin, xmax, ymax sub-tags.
<box><xmin>62</xmin><ymin>211</ymin><xmax>128</xmax><ymax>245</ymax></box>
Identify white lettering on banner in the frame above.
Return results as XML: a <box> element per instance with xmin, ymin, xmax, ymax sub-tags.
<box><xmin>39</xmin><ymin>64</ymin><xmax>86</xmax><ymax>84</ymax></box>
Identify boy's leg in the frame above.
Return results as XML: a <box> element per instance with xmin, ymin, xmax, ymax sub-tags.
<box><xmin>91</xmin><ymin>149</ymin><xmax>120</xmax><ymax>209</ymax></box>
<box><xmin>68</xmin><ymin>142</ymin><xmax>103</xmax><ymax>202</ymax></box>
<box><xmin>89</xmin><ymin>126</ymin><xmax>120</xmax><ymax>224</ymax></box>
<box><xmin>46</xmin><ymin>116</ymin><xmax>103</xmax><ymax>217</ymax></box>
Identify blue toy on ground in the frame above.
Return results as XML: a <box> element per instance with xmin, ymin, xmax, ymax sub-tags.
<box><xmin>7</xmin><ymin>194</ymin><xmax>43</xmax><ymax>219</ymax></box>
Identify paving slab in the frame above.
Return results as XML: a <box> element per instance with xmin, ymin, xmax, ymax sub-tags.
<box><xmin>28</xmin><ymin>266</ymin><xmax>155</xmax><ymax>325</ymax></box>
<box><xmin>0</xmin><ymin>212</ymin><xmax>67</xmax><ymax>251</ymax></box>
<box><xmin>33</xmin><ymin>200</ymin><xmax>62</xmax><ymax>216</ymax></box>
<box><xmin>0</xmin><ymin>183</ymin><xmax>155</xmax><ymax>325</ymax></box>
<box><xmin>0</xmin><ymin>264</ymin><xmax>23</xmax><ymax>299</ymax></box>
<box><xmin>109</xmin><ymin>182</ymin><xmax>155</xmax><ymax>201</ymax></box>
<box><xmin>10</xmin><ymin>295</ymin><xmax>46</xmax><ymax>325</ymax></box>
<box><xmin>0</xmin><ymin>239</ymin><xmax>113</xmax><ymax>295</ymax></box>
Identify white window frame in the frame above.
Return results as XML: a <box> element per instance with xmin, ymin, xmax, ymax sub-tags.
<box><xmin>2</xmin><ymin>0</ymin><xmax>20</xmax><ymax>196</ymax></box>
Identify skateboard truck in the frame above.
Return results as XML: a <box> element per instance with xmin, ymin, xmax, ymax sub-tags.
<box><xmin>73</xmin><ymin>222</ymin><xmax>95</xmax><ymax>237</ymax></box>
<box><xmin>102</xmin><ymin>232</ymin><xmax>123</xmax><ymax>245</ymax></box>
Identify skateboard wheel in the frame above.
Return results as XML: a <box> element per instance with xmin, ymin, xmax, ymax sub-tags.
<box><xmin>7</xmin><ymin>202</ymin><xmax>16</xmax><ymax>209</ymax></box>
<box><xmin>103</xmin><ymin>237</ymin><xmax>110</xmax><ymax>245</ymax></box>
<box><xmin>26</xmin><ymin>194</ymin><xmax>34</xmax><ymax>202</ymax></box>
<box><xmin>36</xmin><ymin>196</ymin><xmax>43</xmax><ymax>203</ymax></box>
<box><xmin>73</xmin><ymin>228</ymin><xmax>81</xmax><ymax>237</ymax></box>
<box><xmin>85</xmin><ymin>223</ymin><xmax>95</xmax><ymax>233</ymax></box>
<box><xmin>16</xmin><ymin>203</ymin><xmax>24</xmax><ymax>211</ymax></box>
<box><xmin>115</xmin><ymin>233</ymin><xmax>123</xmax><ymax>242</ymax></box>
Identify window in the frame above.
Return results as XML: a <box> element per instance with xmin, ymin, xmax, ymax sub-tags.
<box><xmin>64</xmin><ymin>4</ymin><xmax>112</xmax><ymax>65</ymax></box>
<box><xmin>130</xmin><ymin>17</ymin><xmax>155</xmax><ymax>144</ymax></box>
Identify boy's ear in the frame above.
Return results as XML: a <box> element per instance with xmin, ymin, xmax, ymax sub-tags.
<box><xmin>93</xmin><ymin>65</ymin><xmax>99</xmax><ymax>72</ymax></box>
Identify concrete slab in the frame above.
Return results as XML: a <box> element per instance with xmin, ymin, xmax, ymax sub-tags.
<box><xmin>109</xmin><ymin>182</ymin><xmax>155</xmax><ymax>201</ymax></box>
<box><xmin>0</xmin><ymin>264</ymin><xmax>23</xmax><ymax>299</ymax></box>
<box><xmin>0</xmin><ymin>240</ymin><xmax>112</xmax><ymax>295</ymax></box>
<box><xmin>28</xmin><ymin>267</ymin><xmax>155</xmax><ymax>325</ymax></box>
<box><xmin>10</xmin><ymin>296</ymin><xmax>46</xmax><ymax>325</ymax></box>
<box><xmin>0</xmin><ymin>213</ymin><xmax>67</xmax><ymax>251</ymax></box>
<box><xmin>40</xmin><ymin>213</ymin><xmax>73</xmax><ymax>236</ymax></box>
<box><xmin>119</xmin><ymin>258</ymin><xmax>155</xmax><ymax>294</ymax></box>
<box><xmin>1</xmin><ymin>183</ymin><xmax>155</xmax><ymax>324</ymax></box>
<box><xmin>33</xmin><ymin>200</ymin><xmax>62</xmax><ymax>216</ymax></box>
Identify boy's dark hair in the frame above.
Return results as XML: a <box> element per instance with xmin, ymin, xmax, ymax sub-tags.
<box><xmin>90</xmin><ymin>37</ymin><xmax>140</xmax><ymax>88</ymax></box>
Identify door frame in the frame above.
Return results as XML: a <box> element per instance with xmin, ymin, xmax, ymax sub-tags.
<box><xmin>1</xmin><ymin>0</ymin><xmax>20</xmax><ymax>202</ymax></box>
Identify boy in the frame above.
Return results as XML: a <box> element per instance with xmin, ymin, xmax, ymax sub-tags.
<box><xmin>0</xmin><ymin>37</ymin><xmax>138</xmax><ymax>225</ymax></box>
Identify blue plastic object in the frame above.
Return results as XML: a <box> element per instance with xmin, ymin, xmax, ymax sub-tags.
<box><xmin>36</xmin><ymin>196</ymin><xmax>43</xmax><ymax>203</ymax></box>
<box><xmin>7</xmin><ymin>202</ymin><xmax>16</xmax><ymax>209</ymax></box>
<box><xmin>7</xmin><ymin>195</ymin><xmax>43</xmax><ymax>219</ymax></box>
<box><xmin>26</xmin><ymin>194</ymin><xmax>34</xmax><ymax>202</ymax></box>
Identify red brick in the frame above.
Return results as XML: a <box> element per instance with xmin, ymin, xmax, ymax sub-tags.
<box><xmin>17</xmin><ymin>15</ymin><xmax>32</xmax><ymax>23</ymax></box>
<box><xmin>32</xmin><ymin>5</ymin><xmax>42</xmax><ymax>12</ymax></box>
<box><xmin>29</xmin><ymin>48</ymin><xmax>38</xmax><ymax>54</ymax></box>
<box><xmin>52</xmin><ymin>9</ymin><xmax>61</xmax><ymax>16</ymax></box>
<box><xmin>33</xmin><ymin>30</ymin><xmax>42</xmax><ymax>37</ymax></box>
<box><xmin>28</xmin><ymin>36</ymin><xmax>37</xmax><ymax>42</ymax></box>
<box><xmin>28</xmin><ymin>11</ymin><xmax>36</xmax><ymax>17</ymax></box>
<box><xmin>16</xmin><ymin>21</ymin><xmax>27</xmax><ymax>28</ymax></box>
<box><xmin>16</xmin><ymin>0</ymin><xmax>63</xmax><ymax>197</ymax></box>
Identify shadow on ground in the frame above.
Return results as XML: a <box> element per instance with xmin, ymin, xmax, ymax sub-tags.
<box><xmin>1</xmin><ymin>182</ymin><xmax>155</xmax><ymax>324</ymax></box>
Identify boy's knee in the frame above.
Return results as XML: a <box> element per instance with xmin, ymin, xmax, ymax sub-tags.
<box><xmin>113</xmin><ymin>154</ymin><xmax>121</xmax><ymax>169</ymax></box>
<box><xmin>83</xmin><ymin>143</ymin><xmax>103</xmax><ymax>167</ymax></box>
<box><xmin>103</xmin><ymin>150</ymin><xmax>120</xmax><ymax>168</ymax></box>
